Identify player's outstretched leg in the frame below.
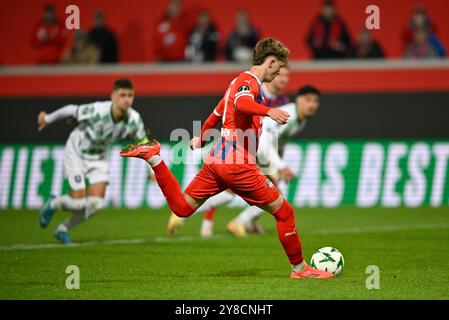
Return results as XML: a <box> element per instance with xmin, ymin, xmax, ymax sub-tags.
<box><xmin>228</xmin><ymin>205</ymin><xmax>266</xmax><ymax>237</ymax></box>
<box><xmin>40</xmin><ymin>194</ymin><xmax>86</xmax><ymax>228</ymax></box>
<box><xmin>39</xmin><ymin>195</ymin><xmax>86</xmax><ymax>228</ymax></box>
<box><xmin>197</xmin><ymin>190</ymin><xmax>235</xmax><ymax>237</ymax></box>
<box><xmin>197</xmin><ymin>191</ymin><xmax>236</xmax><ymax>213</ymax></box>
<box><xmin>167</xmin><ymin>191</ymin><xmax>235</xmax><ymax>236</ymax></box>
<box><xmin>272</xmin><ymin>199</ymin><xmax>333</xmax><ymax>279</ymax></box>
<box><xmin>167</xmin><ymin>207</ymin><xmax>217</xmax><ymax>237</ymax></box>
<box><xmin>248</xmin><ymin>216</ymin><xmax>266</xmax><ymax>235</ymax></box>
<box><xmin>39</xmin><ymin>194</ymin><xmax>86</xmax><ymax>244</ymax></box>
<box><xmin>51</xmin><ymin>196</ymin><xmax>104</xmax><ymax>244</ymax></box>
<box><xmin>120</xmin><ymin>140</ymin><xmax>196</xmax><ymax>218</ymax></box>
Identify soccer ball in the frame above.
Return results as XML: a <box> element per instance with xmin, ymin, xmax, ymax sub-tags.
<box><xmin>310</xmin><ymin>247</ymin><xmax>344</xmax><ymax>275</ymax></box>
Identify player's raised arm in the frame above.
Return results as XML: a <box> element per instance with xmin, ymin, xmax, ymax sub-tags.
<box><xmin>233</xmin><ymin>74</ymin><xmax>289</xmax><ymax>125</ymax></box>
<box><xmin>37</xmin><ymin>104</ymin><xmax>78</xmax><ymax>131</ymax></box>
<box><xmin>235</xmin><ymin>95</ymin><xmax>290</xmax><ymax>125</ymax></box>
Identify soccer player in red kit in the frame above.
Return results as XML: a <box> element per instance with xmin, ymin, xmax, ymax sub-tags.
<box><xmin>120</xmin><ymin>38</ymin><xmax>333</xmax><ymax>279</ymax></box>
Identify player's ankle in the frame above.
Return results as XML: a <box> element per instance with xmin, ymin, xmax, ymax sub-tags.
<box><xmin>56</xmin><ymin>224</ymin><xmax>68</xmax><ymax>233</ymax></box>
<box><xmin>202</xmin><ymin>219</ymin><xmax>213</xmax><ymax>227</ymax></box>
<box><xmin>49</xmin><ymin>198</ymin><xmax>57</xmax><ymax>209</ymax></box>
<box><xmin>234</xmin><ymin>217</ymin><xmax>250</xmax><ymax>229</ymax></box>
<box><xmin>292</xmin><ymin>261</ymin><xmax>306</xmax><ymax>273</ymax></box>
<box><xmin>147</xmin><ymin>155</ymin><xmax>162</xmax><ymax>167</ymax></box>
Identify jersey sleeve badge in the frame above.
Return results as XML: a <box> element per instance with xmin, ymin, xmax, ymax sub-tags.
<box><xmin>238</xmin><ymin>85</ymin><xmax>251</xmax><ymax>92</ymax></box>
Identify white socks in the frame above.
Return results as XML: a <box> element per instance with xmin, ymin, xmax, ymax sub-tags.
<box><xmin>51</xmin><ymin>195</ymin><xmax>85</xmax><ymax>211</ymax></box>
<box><xmin>58</xmin><ymin>212</ymin><xmax>85</xmax><ymax>232</ymax></box>
<box><xmin>200</xmin><ymin>219</ymin><xmax>214</xmax><ymax>237</ymax></box>
<box><xmin>292</xmin><ymin>261</ymin><xmax>306</xmax><ymax>273</ymax></box>
<box><xmin>197</xmin><ymin>191</ymin><xmax>235</xmax><ymax>213</ymax></box>
<box><xmin>147</xmin><ymin>155</ymin><xmax>162</xmax><ymax>167</ymax></box>
<box><xmin>235</xmin><ymin>205</ymin><xmax>264</xmax><ymax>227</ymax></box>
<box><xmin>55</xmin><ymin>195</ymin><xmax>104</xmax><ymax>232</ymax></box>
<box><xmin>85</xmin><ymin>196</ymin><xmax>104</xmax><ymax>219</ymax></box>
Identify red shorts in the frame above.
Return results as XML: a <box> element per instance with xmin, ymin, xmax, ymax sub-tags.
<box><xmin>184</xmin><ymin>162</ymin><xmax>280</xmax><ymax>207</ymax></box>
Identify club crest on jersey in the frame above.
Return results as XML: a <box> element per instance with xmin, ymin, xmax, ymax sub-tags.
<box><xmin>238</xmin><ymin>85</ymin><xmax>250</xmax><ymax>92</ymax></box>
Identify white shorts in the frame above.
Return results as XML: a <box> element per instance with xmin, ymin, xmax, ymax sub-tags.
<box><xmin>257</xmin><ymin>152</ymin><xmax>279</xmax><ymax>178</ymax></box>
<box><xmin>256</xmin><ymin>132</ymin><xmax>281</xmax><ymax>179</ymax></box>
<box><xmin>64</xmin><ymin>137</ymin><xmax>109</xmax><ymax>191</ymax></box>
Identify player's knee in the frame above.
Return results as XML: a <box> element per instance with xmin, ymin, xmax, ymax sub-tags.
<box><xmin>171</xmin><ymin>194</ymin><xmax>196</xmax><ymax>218</ymax></box>
<box><xmin>87</xmin><ymin>196</ymin><xmax>105</xmax><ymax>210</ymax></box>
<box><xmin>70</xmin><ymin>197</ymin><xmax>86</xmax><ymax>211</ymax></box>
<box><xmin>265</xmin><ymin>194</ymin><xmax>284</xmax><ymax>213</ymax></box>
<box><xmin>85</xmin><ymin>196</ymin><xmax>105</xmax><ymax>218</ymax></box>
<box><xmin>171</xmin><ymin>202</ymin><xmax>195</xmax><ymax>218</ymax></box>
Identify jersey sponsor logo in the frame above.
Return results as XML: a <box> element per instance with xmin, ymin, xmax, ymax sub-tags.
<box><xmin>221</xmin><ymin>128</ymin><xmax>231</xmax><ymax>137</ymax></box>
<box><xmin>237</xmin><ymin>85</ymin><xmax>250</xmax><ymax>92</ymax></box>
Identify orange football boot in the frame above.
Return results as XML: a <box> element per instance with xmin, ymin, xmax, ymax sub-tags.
<box><xmin>290</xmin><ymin>264</ymin><xmax>334</xmax><ymax>279</ymax></box>
<box><xmin>120</xmin><ymin>139</ymin><xmax>161</xmax><ymax>161</ymax></box>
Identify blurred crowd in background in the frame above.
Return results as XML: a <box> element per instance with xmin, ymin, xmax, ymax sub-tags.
<box><xmin>32</xmin><ymin>0</ymin><xmax>446</xmax><ymax>65</ymax></box>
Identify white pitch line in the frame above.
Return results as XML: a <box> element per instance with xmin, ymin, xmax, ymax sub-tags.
<box><xmin>0</xmin><ymin>223</ymin><xmax>448</xmax><ymax>252</ymax></box>
<box><xmin>0</xmin><ymin>234</ymin><xmax>229</xmax><ymax>251</ymax></box>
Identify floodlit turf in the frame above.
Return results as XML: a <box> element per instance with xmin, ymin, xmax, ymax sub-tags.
<box><xmin>0</xmin><ymin>207</ymin><xmax>448</xmax><ymax>299</ymax></box>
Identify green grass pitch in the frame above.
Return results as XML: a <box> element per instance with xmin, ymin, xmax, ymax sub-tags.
<box><xmin>0</xmin><ymin>206</ymin><xmax>448</xmax><ymax>299</ymax></box>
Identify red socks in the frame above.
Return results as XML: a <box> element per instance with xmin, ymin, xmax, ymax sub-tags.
<box><xmin>152</xmin><ymin>161</ymin><xmax>195</xmax><ymax>218</ymax></box>
<box><xmin>204</xmin><ymin>208</ymin><xmax>216</xmax><ymax>221</ymax></box>
<box><xmin>272</xmin><ymin>200</ymin><xmax>304</xmax><ymax>265</ymax></box>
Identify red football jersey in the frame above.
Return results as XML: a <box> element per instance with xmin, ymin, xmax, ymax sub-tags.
<box><xmin>214</xmin><ymin>71</ymin><xmax>265</xmax><ymax>132</ymax></box>
<box><xmin>208</xmin><ymin>71</ymin><xmax>266</xmax><ymax>164</ymax></box>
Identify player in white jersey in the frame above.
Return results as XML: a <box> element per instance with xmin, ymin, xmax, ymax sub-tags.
<box><xmin>37</xmin><ymin>79</ymin><xmax>148</xmax><ymax>244</ymax></box>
